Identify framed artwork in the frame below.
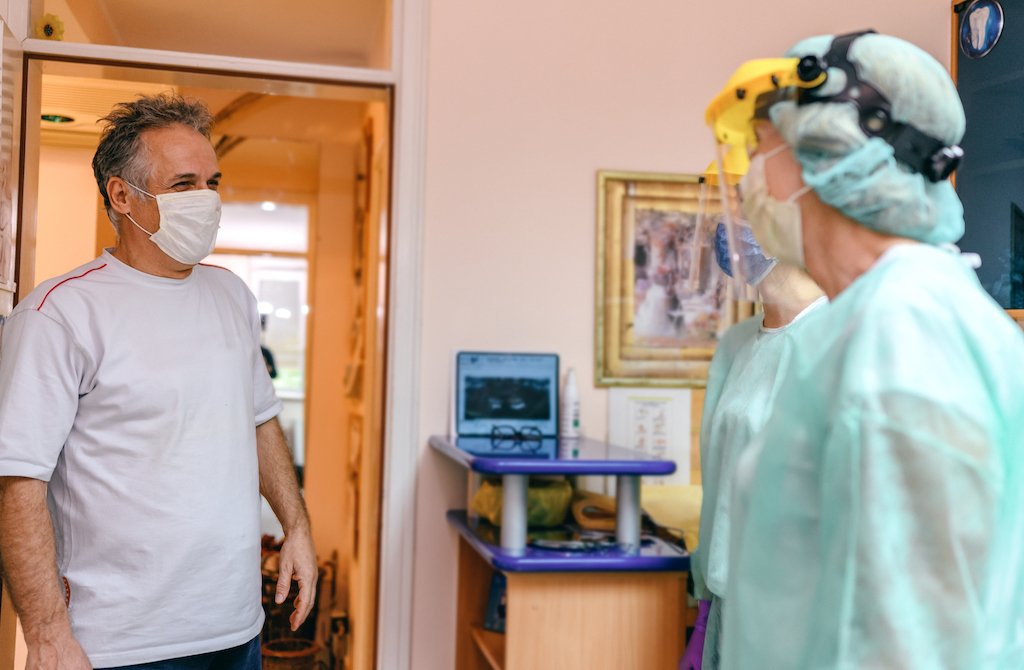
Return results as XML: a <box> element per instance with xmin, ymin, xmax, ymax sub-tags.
<box><xmin>596</xmin><ymin>171</ymin><xmax>746</xmax><ymax>387</ymax></box>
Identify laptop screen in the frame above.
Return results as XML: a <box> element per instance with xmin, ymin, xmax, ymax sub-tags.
<box><xmin>455</xmin><ymin>351</ymin><xmax>559</xmax><ymax>437</ymax></box>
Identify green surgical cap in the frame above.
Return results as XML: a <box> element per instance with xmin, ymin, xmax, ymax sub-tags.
<box><xmin>770</xmin><ymin>33</ymin><xmax>966</xmax><ymax>244</ymax></box>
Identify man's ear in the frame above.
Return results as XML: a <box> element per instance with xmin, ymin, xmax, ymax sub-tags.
<box><xmin>106</xmin><ymin>176</ymin><xmax>132</xmax><ymax>215</ymax></box>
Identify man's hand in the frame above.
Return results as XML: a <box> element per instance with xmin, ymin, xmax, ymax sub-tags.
<box><xmin>274</xmin><ymin>525</ymin><xmax>318</xmax><ymax>631</ymax></box>
<box><xmin>0</xmin><ymin>477</ymin><xmax>89</xmax><ymax>669</ymax></box>
<box><xmin>25</xmin><ymin>627</ymin><xmax>92</xmax><ymax>670</ymax></box>
<box><xmin>257</xmin><ymin>418</ymin><xmax>318</xmax><ymax>631</ymax></box>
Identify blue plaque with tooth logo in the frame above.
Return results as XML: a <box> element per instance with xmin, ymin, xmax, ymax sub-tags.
<box><xmin>960</xmin><ymin>0</ymin><xmax>1004</xmax><ymax>59</ymax></box>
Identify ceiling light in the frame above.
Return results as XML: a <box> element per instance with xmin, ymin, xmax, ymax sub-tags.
<box><xmin>260</xmin><ymin>201</ymin><xmax>277</xmax><ymax>212</ymax></box>
<box><xmin>41</xmin><ymin>114</ymin><xmax>74</xmax><ymax>124</ymax></box>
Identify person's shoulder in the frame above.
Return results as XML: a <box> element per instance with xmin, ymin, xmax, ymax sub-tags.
<box><xmin>707</xmin><ymin>314</ymin><xmax>763</xmax><ymax>384</ymax></box>
<box><xmin>839</xmin><ymin>245</ymin><xmax>974</xmax><ymax>324</ymax></box>
<box><xmin>866</xmin><ymin>245</ymin><xmax>1009</xmax><ymax>331</ymax></box>
<box><xmin>718</xmin><ymin>313</ymin><xmax>762</xmax><ymax>349</ymax></box>
<box><xmin>17</xmin><ymin>257</ymin><xmax>113</xmax><ymax>317</ymax></box>
<box><xmin>194</xmin><ymin>261</ymin><xmax>247</xmax><ymax>289</ymax></box>
<box><xmin>194</xmin><ymin>260</ymin><xmax>238</xmax><ymax>277</ymax></box>
<box><xmin>193</xmin><ymin>261</ymin><xmax>255</xmax><ymax>303</ymax></box>
<box><xmin>772</xmin><ymin>296</ymin><xmax>829</xmax><ymax>340</ymax></box>
<box><xmin>841</xmin><ymin>244</ymin><xmax>1024</xmax><ymax>392</ymax></box>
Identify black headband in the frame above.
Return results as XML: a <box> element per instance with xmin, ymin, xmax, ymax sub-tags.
<box><xmin>792</xmin><ymin>30</ymin><xmax>964</xmax><ymax>182</ymax></box>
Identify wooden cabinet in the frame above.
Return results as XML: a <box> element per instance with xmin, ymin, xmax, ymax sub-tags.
<box><xmin>433</xmin><ymin>435</ymin><xmax>691</xmax><ymax>670</ymax></box>
<box><xmin>455</xmin><ymin>537</ymin><xmax>687</xmax><ymax>670</ymax></box>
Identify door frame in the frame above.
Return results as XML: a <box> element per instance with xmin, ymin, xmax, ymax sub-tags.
<box><xmin>4</xmin><ymin>1</ymin><xmax>426</xmax><ymax>666</ymax></box>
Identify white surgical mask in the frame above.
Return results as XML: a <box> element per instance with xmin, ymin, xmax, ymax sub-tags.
<box><xmin>740</xmin><ymin>145</ymin><xmax>811</xmax><ymax>269</ymax></box>
<box><xmin>123</xmin><ymin>181</ymin><xmax>222</xmax><ymax>265</ymax></box>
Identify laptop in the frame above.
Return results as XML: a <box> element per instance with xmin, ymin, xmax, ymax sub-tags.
<box><xmin>454</xmin><ymin>351</ymin><xmax>560</xmax><ymax>444</ymax></box>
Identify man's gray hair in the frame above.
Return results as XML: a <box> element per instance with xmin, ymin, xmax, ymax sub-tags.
<box><xmin>92</xmin><ymin>93</ymin><xmax>213</xmax><ymax>229</ymax></box>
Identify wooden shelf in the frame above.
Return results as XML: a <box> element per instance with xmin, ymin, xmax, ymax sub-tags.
<box><xmin>471</xmin><ymin>626</ymin><xmax>506</xmax><ymax>670</ymax></box>
<box><xmin>447</xmin><ymin>510</ymin><xmax>689</xmax><ymax>573</ymax></box>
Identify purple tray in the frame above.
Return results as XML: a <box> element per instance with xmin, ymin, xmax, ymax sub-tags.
<box><xmin>447</xmin><ymin>510</ymin><xmax>689</xmax><ymax>573</ymax></box>
<box><xmin>430</xmin><ymin>435</ymin><xmax>677</xmax><ymax>476</ymax></box>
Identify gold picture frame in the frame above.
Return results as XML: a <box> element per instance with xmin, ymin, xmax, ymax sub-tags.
<box><xmin>596</xmin><ymin>171</ymin><xmax>748</xmax><ymax>387</ymax></box>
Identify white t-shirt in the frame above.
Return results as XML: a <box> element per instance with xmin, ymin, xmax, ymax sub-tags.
<box><xmin>0</xmin><ymin>250</ymin><xmax>281</xmax><ymax>666</ymax></box>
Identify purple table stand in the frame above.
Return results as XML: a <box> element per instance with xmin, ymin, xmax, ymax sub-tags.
<box><xmin>429</xmin><ymin>435</ymin><xmax>688</xmax><ymax>571</ymax></box>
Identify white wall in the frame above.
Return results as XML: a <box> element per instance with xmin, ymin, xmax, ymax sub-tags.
<box><xmin>3</xmin><ymin>0</ymin><xmax>27</xmax><ymax>41</ymax></box>
<box><xmin>412</xmin><ymin>1</ymin><xmax>953</xmax><ymax>667</ymax></box>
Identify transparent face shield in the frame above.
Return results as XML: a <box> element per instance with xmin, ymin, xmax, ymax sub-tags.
<box><xmin>685</xmin><ymin>170</ymin><xmax>716</xmax><ymax>294</ymax></box>
<box><xmin>716</xmin><ymin>157</ymin><xmax>756</xmax><ymax>303</ymax></box>
<box><xmin>703</xmin><ymin>57</ymin><xmax>832</xmax><ymax>321</ymax></box>
<box><xmin>704</xmin><ymin>58</ymin><xmax>822</xmax><ymax>296</ymax></box>
<box><xmin>686</xmin><ymin>166</ymin><xmax>754</xmax><ymax>283</ymax></box>
<box><xmin>704</xmin><ymin>162</ymin><xmax>762</xmax><ymax>303</ymax></box>
<box><xmin>710</xmin><ymin>137</ymin><xmax>825</xmax><ymax>321</ymax></box>
<box><xmin>705</xmin><ymin>63</ymin><xmax>774</xmax><ymax>295</ymax></box>
<box><xmin>685</xmin><ymin>174</ymin><xmax>708</xmax><ymax>292</ymax></box>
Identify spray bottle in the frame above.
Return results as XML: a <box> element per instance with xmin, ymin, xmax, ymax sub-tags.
<box><xmin>560</xmin><ymin>367</ymin><xmax>580</xmax><ymax>439</ymax></box>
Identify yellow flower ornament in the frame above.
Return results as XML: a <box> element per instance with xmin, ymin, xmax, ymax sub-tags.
<box><xmin>35</xmin><ymin>13</ymin><xmax>64</xmax><ymax>41</ymax></box>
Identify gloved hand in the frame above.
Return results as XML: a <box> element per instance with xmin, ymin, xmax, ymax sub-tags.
<box><xmin>679</xmin><ymin>599</ymin><xmax>711</xmax><ymax>670</ymax></box>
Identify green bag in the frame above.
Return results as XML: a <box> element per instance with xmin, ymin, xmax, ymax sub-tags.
<box><xmin>470</xmin><ymin>477</ymin><xmax>573</xmax><ymax>527</ymax></box>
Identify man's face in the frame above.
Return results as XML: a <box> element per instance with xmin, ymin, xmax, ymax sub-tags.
<box><xmin>139</xmin><ymin>122</ymin><xmax>220</xmax><ymax>198</ymax></box>
<box><xmin>124</xmin><ymin>124</ymin><xmax>221</xmax><ymax>266</ymax></box>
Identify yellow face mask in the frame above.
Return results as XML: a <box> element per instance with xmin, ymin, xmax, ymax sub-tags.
<box><xmin>739</xmin><ymin>145</ymin><xmax>811</xmax><ymax>269</ymax></box>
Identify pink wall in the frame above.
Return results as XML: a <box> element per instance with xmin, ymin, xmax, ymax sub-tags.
<box><xmin>35</xmin><ymin>144</ymin><xmax>99</xmax><ymax>287</ymax></box>
<box><xmin>414</xmin><ymin>0</ymin><xmax>952</xmax><ymax>667</ymax></box>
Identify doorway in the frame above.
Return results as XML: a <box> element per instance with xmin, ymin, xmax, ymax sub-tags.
<box><xmin>12</xmin><ymin>56</ymin><xmax>392</xmax><ymax>670</ymax></box>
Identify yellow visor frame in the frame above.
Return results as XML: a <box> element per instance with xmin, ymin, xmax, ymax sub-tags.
<box><xmin>703</xmin><ymin>152</ymin><xmax>746</xmax><ymax>184</ymax></box>
<box><xmin>704</xmin><ymin>57</ymin><xmax>825</xmax><ymax>152</ymax></box>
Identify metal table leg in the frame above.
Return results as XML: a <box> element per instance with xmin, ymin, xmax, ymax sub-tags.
<box><xmin>616</xmin><ymin>474</ymin><xmax>641</xmax><ymax>553</ymax></box>
<box><xmin>501</xmin><ymin>473</ymin><xmax>529</xmax><ymax>555</ymax></box>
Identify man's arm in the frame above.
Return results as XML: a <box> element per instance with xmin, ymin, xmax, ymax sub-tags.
<box><xmin>256</xmin><ymin>418</ymin><xmax>318</xmax><ymax>631</ymax></box>
<box><xmin>0</xmin><ymin>477</ymin><xmax>90</xmax><ymax>668</ymax></box>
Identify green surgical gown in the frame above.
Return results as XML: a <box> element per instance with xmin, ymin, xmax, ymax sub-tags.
<box><xmin>722</xmin><ymin>244</ymin><xmax>1024</xmax><ymax>670</ymax></box>
<box><xmin>692</xmin><ymin>297</ymin><xmax>827</xmax><ymax>669</ymax></box>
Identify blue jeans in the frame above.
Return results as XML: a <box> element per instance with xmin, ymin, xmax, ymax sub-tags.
<box><xmin>98</xmin><ymin>636</ymin><xmax>261</xmax><ymax>670</ymax></box>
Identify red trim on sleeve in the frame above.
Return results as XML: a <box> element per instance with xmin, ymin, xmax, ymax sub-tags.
<box><xmin>36</xmin><ymin>264</ymin><xmax>108</xmax><ymax>311</ymax></box>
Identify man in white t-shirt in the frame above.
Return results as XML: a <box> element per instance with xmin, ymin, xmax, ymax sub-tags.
<box><xmin>0</xmin><ymin>94</ymin><xmax>317</xmax><ymax>669</ymax></box>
